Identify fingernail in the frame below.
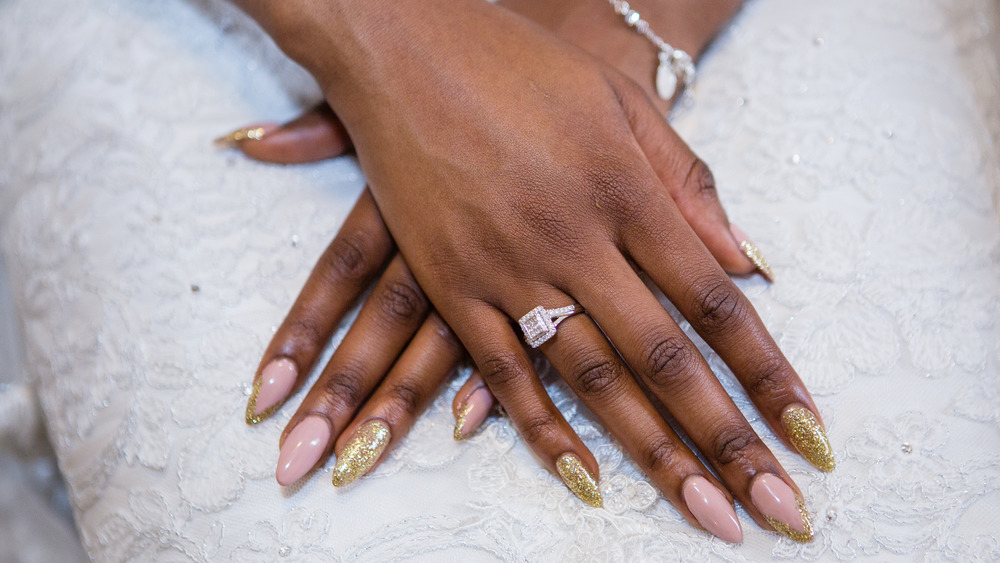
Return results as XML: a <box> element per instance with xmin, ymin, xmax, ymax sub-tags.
<box><xmin>246</xmin><ymin>358</ymin><xmax>298</xmax><ymax>425</ymax></box>
<box><xmin>331</xmin><ymin>420</ymin><xmax>391</xmax><ymax>487</ymax></box>
<box><xmin>782</xmin><ymin>405</ymin><xmax>835</xmax><ymax>472</ymax></box>
<box><xmin>682</xmin><ymin>475</ymin><xmax>743</xmax><ymax>543</ymax></box>
<box><xmin>750</xmin><ymin>473</ymin><xmax>814</xmax><ymax>542</ymax></box>
<box><xmin>556</xmin><ymin>453</ymin><xmax>603</xmax><ymax>508</ymax></box>
<box><xmin>275</xmin><ymin>415</ymin><xmax>331</xmax><ymax>486</ymax></box>
<box><xmin>730</xmin><ymin>224</ymin><xmax>774</xmax><ymax>281</ymax></box>
<box><xmin>213</xmin><ymin>126</ymin><xmax>269</xmax><ymax>147</ymax></box>
<box><xmin>454</xmin><ymin>387</ymin><xmax>493</xmax><ymax>440</ymax></box>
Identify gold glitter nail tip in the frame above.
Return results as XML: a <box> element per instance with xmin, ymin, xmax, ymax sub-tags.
<box><xmin>764</xmin><ymin>496</ymin><xmax>815</xmax><ymax>543</ymax></box>
<box><xmin>556</xmin><ymin>453</ymin><xmax>603</xmax><ymax>508</ymax></box>
<box><xmin>244</xmin><ymin>379</ymin><xmax>277</xmax><ymax>425</ymax></box>
<box><xmin>453</xmin><ymin>403</ymin><xmax>473</xmax><ymax>441</ymax></box>
<box><xmin>739</xmin><ymin>240</ymin><xmax>774</xmax><ymax>281</ymax></box>
<box><xmin>213</xmin><ymin>126</ymin><xmax>267</xmax><ymax>147</ymax></box>
<box><xmin>782</xmin><ymin>406</ymin><xmax>835</xmax><ymax>472</ymax></box>
<box><xmin>331</xmin><ymin>420</ymin><xmax>391</xmax><ymax>487</ymax></box>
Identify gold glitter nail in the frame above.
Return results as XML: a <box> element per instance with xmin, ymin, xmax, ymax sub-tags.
<box><xmin>331</xmin><ymin>420</ymin><xmax>391</xmax><ymax>487</ymax></box>
<box><xmin>453</xmin><ymin>403</ymin><xmax>473</xmax><ymax>441</ymax></box>
<box><xmin>244</xmin><ymin>379</ymin><xmax>278</xmax><ymax>425</ymax></box>
<box><xmin>213</xmin><ymin>126</ymin><xmax>267</xmax><ymax>147</ymax></box>
<box><xmin>556</xmin><ymin>453</ymin><xmax>603</xmax><ymax>508</ymax></box>
<box><xmin>763</xmin><ymin>495</ymin><xmax>814</xmax><ymax>543</ymax></box>
<box><xmin>782</xmin><ymin>406</ymin><xmax>835</xmax><ymax>472</ymax></box>
<box><xmin>739</xmin><ymin>240</ymin><xmax>774</xmax><ymax>281</ymax></box>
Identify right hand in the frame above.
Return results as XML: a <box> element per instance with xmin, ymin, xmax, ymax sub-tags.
<box><xmin>234</xmin><ymin>0</ymin><xmax>830</xmax><ymax>544</ymax></box>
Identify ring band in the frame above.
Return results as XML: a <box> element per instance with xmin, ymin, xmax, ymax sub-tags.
<box><xmin>518</xmin><ymin>304</ymin><xmax>585</xmax><ymax>348</ymax></box>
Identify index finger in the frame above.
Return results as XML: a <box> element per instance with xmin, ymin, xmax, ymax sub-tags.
<box><xmin>247</xmin><ymin>189</ymin><xmax>394</xmax><ymax>424</ymax></box>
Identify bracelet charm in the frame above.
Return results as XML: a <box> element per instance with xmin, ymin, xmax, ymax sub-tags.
<box><xmin>609</xmin><ymin>0</ymin><xmax>695</xmax><ymax>100</ymax></box>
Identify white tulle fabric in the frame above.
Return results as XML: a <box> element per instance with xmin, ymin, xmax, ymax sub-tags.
<box><xmin>1</xmin><ymin>0</ymin><xmax>999</xmax><ymax>560</ymax></box>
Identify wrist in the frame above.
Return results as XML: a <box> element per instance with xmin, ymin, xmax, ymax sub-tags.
<box><xmin>248</xmin><ymin>0</ymin><xmax>506</xmax><ymax>123</ymax></box>
<box><xmin>501</xmin><ymin>0</ymin><xmax>740</xmax><ymax>62</ymax></box>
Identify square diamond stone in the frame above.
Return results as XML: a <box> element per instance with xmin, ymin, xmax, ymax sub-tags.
<box><xmin>520</xmin><ymin>306</ymin><xmax>556</xmax><ymax>348</ymax></box>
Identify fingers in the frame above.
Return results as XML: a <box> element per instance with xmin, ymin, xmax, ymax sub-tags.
<box><xmin>537</xmin><ymin>308</ymin><xmax>743</xmax><ymax>543</ymax></box>
<box><xmin>568</xmin><ymin>258</ymin><xmax>813</xmax><ymax>540</ymax></box>
<box><xmin>623</xmin><ymin>197</ymin><xmax>834</xmax><ymax>474</ymax></box>
<box><xmin>330</xmin><ymin>312</ymin><xmax>464</xmax><ymax>486</ymax></box>
<box><xmin>273</xmin><ymin>255</ymin><xmax>430</xmax><ymax>485</ymax></box>
<box><xmin>614</xmin><ymin>78</ymin><xmax>767</xmax><ymax>278</ymax></box>
<box><xmin>215</xmin><ymin>103</ymin><xmax>352</xmax><ymax>164</ymax></box>
<box><xmin>246</xmin><ymin>189</ymin><xmax>394</xmax><ymax>424</ymax></box>
<box><xmin>452</xmin><ymin>370</ymin><xmax>495</xmax><ymax>440</ymax></box>
<box><xmin>447</xmin><ymin>303</ymin><xmax>604</xmax><ymax>507</ymax></box>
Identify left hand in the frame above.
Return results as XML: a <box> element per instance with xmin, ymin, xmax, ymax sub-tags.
<box><xmin>228</xmin><ymin>0</ymin><xmax>765</xmax><ymax>448</ymax></box>
<box><xmin>228</xmin><ymin>0</ymin><xmax>827</xmax><ymax>545</ymax></box>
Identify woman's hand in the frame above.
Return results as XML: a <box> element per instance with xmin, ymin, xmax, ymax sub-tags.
<box><xmin>232</xmin><ymin>0</ymin><xmax>831</xmax><ymax>543</ymax></box>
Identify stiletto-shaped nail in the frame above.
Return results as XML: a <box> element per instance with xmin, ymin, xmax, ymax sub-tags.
<box><xmin>275</xmin><ymin>415</ymin><xmax>331</xmax><ymax>486</ymax></box>
<box><xmin>730</xmin><ymin>224</ymin><xmax>773</xmax><ymax>281</ymax></box>
<box><xmin>782</xmin><ymin>405</ymin><xmax>835</xmax><ymax>472</ymax></box>
<box><xmin>682</xmin><ymin>475</ymin><xmax>743</xmax><ymax>543</ymax></box>
<box><xmin>331</xmin><ymin>420</ymin><xmax>391</xmax><ymax>487</ymax></box>
<box><xmin>750</xmin><ymin>474</ymin><xmax>814</xmax><ymax>543</ymax></box>
<box><xmin>213</xmin><ymin>126</ymin><xmax>268</xmax><ymax>147</ymax></box>
<box><xmin>556</xmin><ymin>453</ymin><xmax>603</xmax><ymax>508</ymax></box>
<box><xmin>454</xmin><ymin>387</ymin><xmax>493</xmax><ymax>440</ymax></box>
<box><xmin>246</xmin><ymin>358</ymin><xmax>298</xmax><ymax>425</ymax></box>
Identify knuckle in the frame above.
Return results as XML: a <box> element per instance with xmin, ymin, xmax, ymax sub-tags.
<box><xmin>287</xmin><ymin>317</ymin><xmax>322</xmax><ymax>346</ymax></box>
<box><xmin>376</xmin><ymin>278</ymin><xmax>426</xmax><ymax>323</ymax></box>
<box><xmin>748</xmin><ymin>356</ymin><xmax>788</xmax><ymax>397</ymax></box>
<box><xmin>586</xmin><ymin>160</ymin><xmax>648</xmax><ymax>225</ymax></box>
<box><xmin>321</xmin><ymin>364</ymin><xmax>368</xmax><ymax>411</ymax></box>
<box><xmin>323</xmin><ymin>233</ymin><xmax>373</xmax><ymax>283</ymax></box>
<box><xmin>712</xmin><ymin>424</ymin><xmax>762</xmax><ymax>468</ymax></box>
<box><xmin>640</xmin><ymin>435</ymin><xmax>681</xmax><ymax>474</ymax></box>
<box><xmin>642</xmin><ymin>335</ymin><xmax>695</xmax><ymax>391</ymax></box>
<box><xmin>426</xmin><ymin>315</ymin><xmax>464</xmax><ymax>355</ymax></box>
<box><xmin>571</xmin><ymin>355</ymin><xmax>623</xmax><ymax>399</ymax></box>
<box><xmin>384</xmin><ymin>381</ymin><xmax>423</xmax><ymax>416</ymax></box>
<box><xmin>510</xmin><ymin>198</ymin><xmax>580</xmax><ymax>251</ymax></box>
<box><xmin>480</xmin><ymin>353</ymin><xmax>527</xmax><ymax>388</ymax></box>
<box><xmin>519</xmin><ymin>411</ymin><xmax>560</xmax><ymax>446</ymax></box>
<box><xmin>682</xmin><ymin>157</ymin><xmax>719</xmax><ymax>202</ymax></box>
<box><xmin>692</xmin><ymin>279</ymin><xmax>749</xmax><ymax>336</ymax></box>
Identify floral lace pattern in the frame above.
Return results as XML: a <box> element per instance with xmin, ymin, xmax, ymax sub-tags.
<box><xmin>1</xmin><ymin>0</ymin><xmax>999</xmax><ymax>561</ymax></box>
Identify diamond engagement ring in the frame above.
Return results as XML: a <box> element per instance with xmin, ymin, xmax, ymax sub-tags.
<box><xmin>518</xmin><ymin>305</ymin><xmax>585</xmax><ymax>348</ymax></box>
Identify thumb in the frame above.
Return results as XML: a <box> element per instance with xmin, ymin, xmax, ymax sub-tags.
<box><xmin>214</xmin><ymin>103</ymin><xmax>352</xmax><ymax>164</ymax></box>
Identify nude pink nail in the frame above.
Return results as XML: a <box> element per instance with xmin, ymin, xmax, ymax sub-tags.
<box><xmin>453</xmin><ymin>386</ymin><xmax>494</xmax><ymax>440</ymax></box>
<box><xmin>750</xmin><ymin>473</ymin><xmax>814</xmax><ymax>542</ymax></box>
<box><xmin>276</xmin><ymin>415</ymin><xmax>330</xmax><ymax>486</ymax></box>
<box><xmin>682</xmin><ymin>475</ymin><xmax>743</xmax><ymax>543</ymax></box>
<box><xmin>252</xmin><ymin>358</ymin><xmax>298</xmax><ymax>416</ymax></box>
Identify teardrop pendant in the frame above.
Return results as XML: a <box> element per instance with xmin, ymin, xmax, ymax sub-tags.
<box><xmin>655</xmin><ymin>57</ymin><xmax>678</xmax><ymax>100</ymax></box>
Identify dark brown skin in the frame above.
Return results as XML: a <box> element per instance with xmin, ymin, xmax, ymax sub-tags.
<box><xmin>234</xmin><ymin>0</ymin><xmax>823</xmax><ymax>536</ymax></box>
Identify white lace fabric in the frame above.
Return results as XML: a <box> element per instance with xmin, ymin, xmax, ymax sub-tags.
<box><xmin>1</xmin><ymin>0</ymin><xmax>999</xmax><ymax>561</ymax></box>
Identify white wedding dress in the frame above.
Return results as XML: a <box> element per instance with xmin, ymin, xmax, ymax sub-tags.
<box><xmin>1</xmin><ymin>0</ymin><xmax>999</xmax><ymax>561</ymax></box>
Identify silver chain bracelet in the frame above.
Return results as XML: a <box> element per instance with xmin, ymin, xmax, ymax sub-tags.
<box><xmin>609</xmin><ymin>0</ymin><xmax>695</xmax><ymax>100</ymax></box>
